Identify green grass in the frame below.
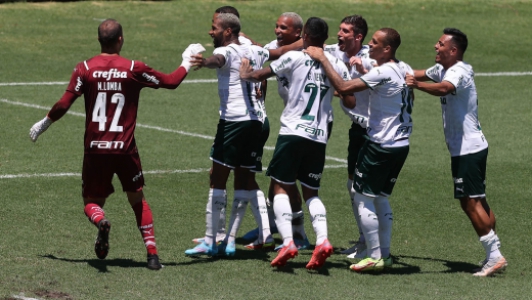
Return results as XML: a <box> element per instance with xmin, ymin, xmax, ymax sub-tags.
<box><xmin>1</xmin><ymin>0</ymin><xmax>532</xmax><ymax>299</ymax></box>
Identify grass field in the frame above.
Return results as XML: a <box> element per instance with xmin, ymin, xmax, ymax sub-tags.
<box><xmin>1</xmin><ymin>0</ymin><xmax>532</xmax><ymax>299</ymax></box>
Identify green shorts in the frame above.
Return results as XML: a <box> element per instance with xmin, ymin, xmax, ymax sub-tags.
<box><xmin>266</xmin><ymin>134</ymin><xmax>326</xmax><ymax>189</ymax></box>
<box><xmin>210</xmin><ymin>119</ymin><xmax>263</xmax><ymax>169</ymax></box>
<box><xmin>353</xmin><ymin>140</ymin><xmax>409</xmax><ymax>197</ymax></box>
<box><xmin>347</xmin><ymin>122</ymin><xmax>368</xmax><ymax>176</ymax></box>
<box><xmin>451</xmin><ymin>148</ymin><xmax>488</xmax><ymax>199</ymax></box>
<box><xmin>252</xmin><ymin>117</ymin><xmax>270</xmax><ymax>173</ymax></box>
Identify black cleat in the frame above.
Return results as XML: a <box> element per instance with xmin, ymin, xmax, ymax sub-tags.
<box><xmin>147</xmin><ymin>254</ymin><xmax>163</xmax><ymax>270</ymax></box>
<box><xmin>94</xmin><ymin>219</ymin><xmax>111</xmax><ymax>259</ymax></box>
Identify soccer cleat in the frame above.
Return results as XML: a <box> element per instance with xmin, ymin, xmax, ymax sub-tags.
<box><xmin>241</xmin><ymin>228</ymin><xmax>259</xmax><ymax>241</ymax></box>
<box><xmin>94</xmin><ymin>219</ymin><xmax>111</xmax><ymax>260</ymax></box>
<box><xmin>473</xmin><ymin>256</ymin><xmax>507</xmax><ymax>277</ymax></box>
<box><xmin>472</xmin><ymin>258</ymin><xmax>488</xmax><ymax>273</ymax></box>
<box><xmin>383</xmin><ymin>255</ymin><xmax>393</xmax><ymax>268</ymax></box>
<box><xmin>344</xmin><ymin>241</ymin><xmax>367</xmax><ymax>259</ymax></box>
<box><xmin>271</xmin><ymin>241</ymin><xmax>298</xmax><ymax>267</ymax></box>
<box><xmin>184</xmin><ymin>241</ymin><xmax>218</xmax><ymax>256</ymax></box>
<box><xmin>192</xmin><ymin>236</ymin><xmax>224</xmax><ymax>245</ymax></box>
<box><xmin>147</xmin><ymin>254</ymin><xmax>163</xmax><ymax>270</ymax></box>
<box><xmin>306</xmin><ymin>239</ymin><xmax>333</xmax><ymax>270</ymax></box>
<box><xmin>244</xmin><ymin>240</ymin><xmax>275</xmax><ymax>251</ymax></box>
<box><xmin>349</xmin><ymin>257</ymin><xmax>385</xmax><ymax>273</ymax></box>
<box><xmin>217</xmin><ymin>241</ymin><xmax>236</xmax><ymax>256</ymax></box>
<box><xmin>274</xmin><ymin>237</ymin><xmax>311</xmax><ymax>251</ymax></box>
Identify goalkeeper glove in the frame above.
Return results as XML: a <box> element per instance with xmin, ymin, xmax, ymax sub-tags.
<box><xmin>29</xmin><ymin>116</ymin><xmax>53</xmax><ymax>142</ymax></box>
<box><xmin>181</xmin><ymin>43</ymin><xmax>206</xmax><ymax>71</ymax></box>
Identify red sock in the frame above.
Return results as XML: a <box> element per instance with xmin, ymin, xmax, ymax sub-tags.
<box><xmin>132</xmin><ymin>199</ymin><xmax>158</xmax><ymax>255</ymax></box>
<box><xmin>84</xmin><ymin>203</ymin><xmax>105</xmax><ymax>226</ymax></box>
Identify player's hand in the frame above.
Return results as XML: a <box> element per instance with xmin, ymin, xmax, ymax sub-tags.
<box><xmin>181</xmin><ymin>43</ymin><xmax>206</xmax><ymax>71</ymax></box>
<box><xmin>304</xmin><ymin>46</ymin><xmax>326</xmax><ymax>62</ymax></box>
<box><xmin>29</xmin><ymin>116</ymin><xmax>53</xmax><ymax>142</ymax></box>
<box><xmin>349</xmin><ymin>57</ymin><xmax>368</xmax><ymax>74</ymax></box>
<box><xmin>239</xmin><ymin>58</ymin><xmax>253</xmax><ymax>80</ymax></box>
<box><xmin>190</xmin><ymin>54</ymin><xmax>205</xmax><ymax>71</ymax></box>
<box><xmin>405</xmin><ymin>74</ymin><xmax>417</xmax><ymax>88</ymax></box>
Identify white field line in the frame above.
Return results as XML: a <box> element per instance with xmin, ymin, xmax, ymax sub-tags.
<box><xmin>12</xmin><ymin>294</ymin><xmax>42</xmax><ymax>300</ymax></box>
<box><xmin>0</xmin><ymin>165</ymin><xmax>347</xmax><ymax>180</ymax></box>
<box><xmin>0</xmin><ymin>71</ymin><xmax>531</xmax><ymax>87</ymax></box>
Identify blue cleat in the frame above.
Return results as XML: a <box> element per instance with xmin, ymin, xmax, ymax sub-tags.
<box><xmin>217</xmin><ymin>241</ymin><xmax>236</xmax><ymax>256</ymax></box>
<box><xmin>185</xmin><ymin>241</ymin><xmax>218</xmax><ymax>256</ymax></box>
<box><xmin>241</xmin><ymin>228</ymin><xmax>259</xmax><ymax>241</ymax></box>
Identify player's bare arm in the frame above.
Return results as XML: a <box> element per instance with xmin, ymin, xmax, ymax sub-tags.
<box><xmin>413</xmin><ymin>69</ymin><xmax>430</xmax><ymax>81</ymax></box>
<box><xmin>190</xmin><ymin>53</ymin><xmax>226</xmax><ymax>70</ymax></box>
<box><xmin>268</xmin><ymin>39</ymin><xmax>304</xmax><ymax>60</ymax></box>
<box><xmin>305</xmin><ymin>46</ymin><xmax>368</xmax><ymax>94</ymax></box>
<box><xmin>340</xmin><ymin>94</ymin><xmax>356</xmax><ymax>109</ymax></box>
<box><xmin>239</xmin><ymin>58</ymin><xmax>273</xmax><ymax>83</ymax></box>
<box><xmin>405</xmin><ymin>73</ymin><xmax>455</xmax><ymax>96</ymax></box>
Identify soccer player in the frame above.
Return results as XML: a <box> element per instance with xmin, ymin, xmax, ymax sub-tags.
<box><xmin>244</xmin><ymin>12</ymin><xmax>312</xmax><ymax>252</ymax></box>
<box><xmin>324</xmin><ymin>14</ymin><xmax>376</xmax><ymax>259</ymax></box>
<box><xmin>306</xmin><ymin>27</ymin><xmax>414</xmax><ymax>273</ymax></box>
<box><xmin>405</xmin><ymin>28</ymin><xmax>507</xmax><ymax>277</ymax></box>
<box><xmin>28</xmin><ymin>19</ymin><xmax>203</xmax><ymax>270</ymax></box>
<box><xmin>240</xmin><ymin>17</ymin><xmax>355</xmax><ymax>269</ymax></box>
<box><xmin>183</xmin><ymin>13</ymin><xmax>270</xmax><ymax>257</ymax></box>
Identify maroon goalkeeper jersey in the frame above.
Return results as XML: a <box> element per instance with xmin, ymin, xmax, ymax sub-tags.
<box><xmin>55</xmin><ymin>54</ymin><xmax>187</xmax><ymax>154</ymax></box>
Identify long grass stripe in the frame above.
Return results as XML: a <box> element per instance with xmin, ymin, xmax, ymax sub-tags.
<box><xmin>476</xmin><ymin>72</ymin><xmax>532</xmax><ymax>76</ymax></box>
<box><xmin>0</xmin><ymin>78</ymin><xmax>280</xmax><ymax>87</ymax></box>
<box><xmin>0</xmin><ymin>165</ymin><xmax>347</xmax><ymax>180</ymax></box>
<box><xmin>1</xmin><ymin>98</ymin><xmax>349</xmax><ymax>163</ymax></box>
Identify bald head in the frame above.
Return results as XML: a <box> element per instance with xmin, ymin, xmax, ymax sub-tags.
<box><xmin>98</xmin><ymin>19</ymin><xmax>123</xmax><ymax>48</ymax></box>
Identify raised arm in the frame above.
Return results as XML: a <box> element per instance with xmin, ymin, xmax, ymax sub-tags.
<box><xmin>405</xmin><ymin>73</ymin><xmax>455</xmax><ymax>96</ymax></box>
<box><xmin>268</xmin><ymin>39</ymin><xmax>304</xmax><ymax>61</ymax></box>
<box><xmin>305</xmin><ymin>46</ymin><xmax>368</xmax><ymax>94</ymax></box>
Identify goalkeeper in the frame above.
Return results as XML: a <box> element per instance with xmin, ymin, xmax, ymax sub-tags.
<box><xmin>29</xmin><ymin>19</ymin><xmax>204</xmax><ymax>270</ymax></box>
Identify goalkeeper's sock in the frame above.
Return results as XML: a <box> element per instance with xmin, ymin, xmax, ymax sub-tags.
<box><xmin>132</xmin><ymin>199</ymin><xmax>158</xmax><ymax>256</ymax></box>
<box><xmin>84</xmin><ymin>203</ymin><xmax>105</xmax><ymax>226</ymax></box>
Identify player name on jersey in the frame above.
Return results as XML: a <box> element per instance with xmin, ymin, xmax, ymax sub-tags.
<box><xmin>97</xmin><ymin>81</ymin><xmax>122</xmax><ymax>91</ymax></box>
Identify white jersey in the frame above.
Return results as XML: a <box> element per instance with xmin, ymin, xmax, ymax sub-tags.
<box><xmin>324</xmin><ymin>44</ymin><xmax>375</xmax><ymax>127</ymax></box>
<box><xmin>213</xmin><ymin>43</ymin><xmax>269</xmax><ymax>122</ymax></box>
<box><xmin>264</xmin><ymin>39</ymin><xmax>303</xmax><ymax>105</ymax></box>
<box><xmin>360</xmin><ymin>61</ymin><xmax>414</xmax><ymax>146</ymax></box>
<box><xmin>425</xmin><ymin>61</ymin><xmax>488</xmax><ymax>156</ymax></box>
<box><xmin>269</xmin><ymin>51</ymin><xmax>351</xmax><ymax>144</ymax></box>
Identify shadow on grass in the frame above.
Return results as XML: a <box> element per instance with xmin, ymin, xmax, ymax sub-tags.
<box><xmin>392</xmin><ymin>255</ymin><xmax>478</xmax><ymax>275</ymax></box>
<box><xmin>40</xmin><ymin>254</ymin><xmax>178</xmax><ymax>272</ymax></box>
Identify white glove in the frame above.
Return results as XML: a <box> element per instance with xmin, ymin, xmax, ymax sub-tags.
<box><xmin>30</xmin><ymin>116</ymin><xmax>53</xmax><ymax>142</ymax></box>
<box><xmin>181</xmin><ymin>43</ymin><xmax>206</xmax><ymax>71</ymax></box>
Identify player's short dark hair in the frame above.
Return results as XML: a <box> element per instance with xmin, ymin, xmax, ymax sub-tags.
<box><xmin>303</xmin><ymin>17</ymin><xmax>328</xmax><ymax>45</ymax></box>
<box><xmin>379</xmin><ymin>27</ymin><xmax>401</xmax><ymax>52</ymax></box>
<box><xmin>215</xmin><ymin>6</ymin><xmax>240</xmax><ymax>19</ymax></box>
<box><xmin>98</xmin><ymin>19</ymin><xmax>122</xmax><ymax>48</ymax></box>
<box><xmin>443</xmin><ymin>28</ymin><xmax>468</xmax><ymax>53</ymax></box>
<box><xmin>216</xmin><ymin>13</ymin><xmax>241</xmax><ymax>36</ymax></box>
<box><xmin>341</xmin><ymin>15</ymin><xmax>368</xmax><ymax>43</ymax></box>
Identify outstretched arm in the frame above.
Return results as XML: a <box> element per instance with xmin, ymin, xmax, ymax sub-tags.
<box><xmin>239</xmin><ymin>58</ymin><xmax>274</xmax><ymax>83</ymax></box>
<box><xmin>190</xmin><ymin>53</ymin><xmax>226</xmax><ymax>70</ymax></box>
<box><xmin>305</xmin><ymin>46</ymin><xmax>368</xmax><ymax>94</ymax></box>
<box><xmin>29</xmin><ymin>90</ymin><xmax>79</xmax><ymax>142</ymax></box>
<box><xmin>268</xmin><ymin>39</ymin><xmax>303</xmax><ymax>61</ymax></box>
<box><xmin>405</xmin><ymin>73</ymin><xmax>455</xmax><ymax>96</ymax></box>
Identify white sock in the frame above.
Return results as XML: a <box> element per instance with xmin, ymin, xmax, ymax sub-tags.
<box><xmin>217</xmin><ymin>207</ymin><xmax>226</xmax><ymax>242</ymax></box>
<box><xmin>273</xmin><ymin>194</ymin><xmax>293</xmax><ymax>246</ymax></box>
<box><xmin>225</xmin><ymin>190</ymin><xmax>249</xmax><ymax>245</ymax></box>
<box><xmin>354</xmin><ymin>193</ymin><xmax>381</xmax><ymax>259</ymax></box>
<box><xmin>306</xmin><ymin>196</ymin><xmax>328</xmax><ymax>245</ymax></box>
<box><xmin>291</xmin><ymin>210</ymin><xmax>307</xmax><ymax>240</ymax></box>
<box><xmin>480</xmin><ymin>229</ymin><xmax>502</xmax><ymax>260</ymax></box>
<box><xmin>249</xmin><ymin>189</ymin><xmax>272</xmax><ymax>243</ymax></box>
<box><xmin>348</xmin><ymin>179</ymin><xmax>365</xmax><ymax>243</ymax></box>
<box><xmin>375</xmin><ymin>196</ymin><xmax>393</xmax><ymax>258</ymax></box>
<box><xmin>205</xmin><ymin>188</ymin><xmax>227</xmax><ymax>246</ymax></box>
